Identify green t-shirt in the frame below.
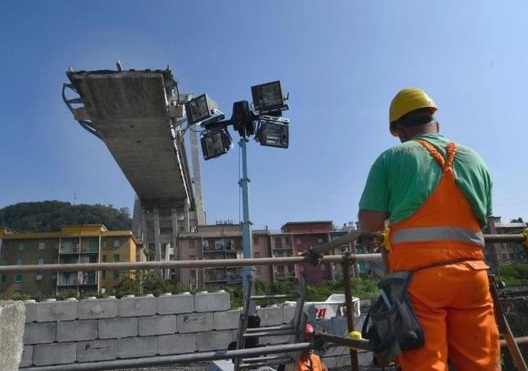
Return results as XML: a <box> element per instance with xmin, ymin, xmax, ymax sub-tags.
<box><xmin>358</xmin><ymin>134</ymin><xmax>492</xmax><ymax>227</ymax></box>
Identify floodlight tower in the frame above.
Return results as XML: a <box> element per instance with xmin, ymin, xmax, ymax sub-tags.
<box><xmin>185</xmin><ymin>82</ymin><xmax>289</xmax><ymax>316</ymax></box>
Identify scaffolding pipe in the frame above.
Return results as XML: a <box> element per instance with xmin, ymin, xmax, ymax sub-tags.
<box><xmin>341</xmin><ymin>252</ymin><xmax>360</xmax><ymax>371</ymax></box>
<box><xmin>0</xmin><ymin>254</ymin><xmax>383</xmax><ymax>273</ymax></box>
<box><xmin>19</xmin><ymin>342</ymin><xmax>312</xmax><ymax>371</ymax></box>
<box><xmin>303</xmin><ymin>232</ymin><xmax>526</xmax><ymax>258</ymax></box>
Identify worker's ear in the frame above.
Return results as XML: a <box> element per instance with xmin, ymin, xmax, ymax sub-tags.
<box><xmin>395</xmin><ymin>125</ymin><xmax>409</xmax><ymax>143</ymax></box>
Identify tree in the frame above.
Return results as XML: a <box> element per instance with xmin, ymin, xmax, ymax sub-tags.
<box><xmin>0</xmin><ymin>201</ymin><xmax>132</xmax><ymax>232</ymax></box>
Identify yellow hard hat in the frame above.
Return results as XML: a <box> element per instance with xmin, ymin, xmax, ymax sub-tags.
<box><xmin>389</xmin><ymin>88</ymin><xmax>437</xmax><ymax>136</ymax></box>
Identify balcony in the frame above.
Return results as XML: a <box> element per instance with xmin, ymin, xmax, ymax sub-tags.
<box><xmin>273</xmin><ymin>271</ymin><xmax>296</xmax><ymax>280</ymax></box>
<box><xmin>59</xmin><ymin>246</ymin><xmax>79</xmax><ymax>254</ymax></box>
<box><xmin>271</xmin><ymin>244</ymin><xmax>293</xmax><ymax>251</ymax></box>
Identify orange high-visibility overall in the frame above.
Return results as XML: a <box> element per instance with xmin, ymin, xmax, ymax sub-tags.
<box><xmin>388</xmin><ymin>140</ymin><xmax>500</xmax><ymax>371</ymax></box>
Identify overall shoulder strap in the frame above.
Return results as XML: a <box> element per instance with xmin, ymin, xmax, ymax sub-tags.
<box><xmin>412</xmin><ymin>139</ymin><xmax>457</xmax><ymax>173</ymax></box>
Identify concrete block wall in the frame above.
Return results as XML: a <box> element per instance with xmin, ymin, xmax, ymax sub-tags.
<box><xmin>0</xmin><ymin>301</ymin><xmax>25</xmax><ymax>371</ymax></box>
<box><xmin>19</xmin><ymin>291</ymin><xmax>299</xmax><ymax>368</ymax></box>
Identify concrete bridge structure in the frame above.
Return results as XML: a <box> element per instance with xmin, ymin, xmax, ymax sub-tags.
<box><xmin>63</xmin><ymin>66</ymin><xmax>205</xmax><ymax>271</ymax></box>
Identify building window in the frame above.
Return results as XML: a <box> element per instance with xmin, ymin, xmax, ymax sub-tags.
<box><xmin>214</xmin><ymin>239</ymin><xmax>226</xmax><ymax>250</ymax></box>
<box><xmin>38</xmin><ymin>241</ymin><xmax>46</xmax><ymax>250</ymax></box>
<box><xmin>253</xmin><ymin>237</ymin><xmax>259</xmax><ymax>246</ymax></box>
<box><xmin>102</xmin><ymin>271</ymin><xmax>107</xmax><ymax>279</ymax></box>
<box><xmin>1</xmin><ymin>275</ymin><xmax>5</xmax><ymax>283</ymax></box>
<box><xmin>16</xmin><ymin>258</ymin><xmax>23</xmax><ymax>265</ymax></box>
<box><xmin>89</xmin><ymin>239</ymin><xmax>98</xmax><ymax>252</ymax></box>
<box><xmin>113</xmin><ymin>254</ymin><xmax>120</xmax><ymax>262</ymax></box>
<box><xmin>37</xmin><ymin>258</ymin><xmax>45</xmax><ymax>265</ymax></box>
<box><xmin>102</xmin><ymin>255</ymin><xmax>107</xmax><ymax>262</ymax></box>
<box><xmin>256</xmin><ymin>267</ymin><xmax>261</xmax><ymax>274</ymax></box>
<box><xmin>36</xmin><ymin>274</ymin><xmax>43</xmax><ymax>281</ymax></box>
<box><xmin>189</xmin><ymin>240</ymin><xmax>195</xmax><ymax>249</ymax></box>
<box><xmin>113</xmin><ymin>239</ymin><xmax>120</xmax><ymax>248</ymax></box>
<box><xmin>254</xmin><ymin>252</ymin><xmax>260</xmax><ymax>258</ymax></box>
<box><xmin>296</xmin><ymin>238</ymin><xmax>302</xmax><ymax>245</ymax></box>
<box><xmin>189</xmin><ymin>255</ymin><xmax>195</xmax><ymax>260</ymax></box>
<box><xmin>18</xmin><ymin>242</ymin><xmax>25</xmax><ymax>251</ymax></box>
<box><xmin>113</xmin><ymin>271</ymin><xmax>120</xmax><ymax>279</ymax></box>
<box><xmin>15</xmin><ymin>274</ymin><xmax>23</xmax><ymax>282</ymax></box>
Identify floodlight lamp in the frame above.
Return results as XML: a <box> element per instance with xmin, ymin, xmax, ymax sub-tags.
<box><xmin>255</xmin><ymin>116</ymin><xmax>289</xmax><ymax>148</ymax></box>
<box><xmin>201</xmin><ymin>128</ymin><xmax>233</xmax><ymax>160</ymax></box>
<box><xmin>184</xmin><ymin>94</ymin><xmax>220</xmax><ymax>125</ymax></box>
<box><xmin>251</xmin><ymin>81</ymin><xmax>288</xmax><ymax>115</ymax></box>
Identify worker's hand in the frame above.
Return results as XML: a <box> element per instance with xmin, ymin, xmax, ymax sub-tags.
<box><xmin>357</xmin><ymin>232</ymin><xmax>384</xmax><ymax>252</ymax></box>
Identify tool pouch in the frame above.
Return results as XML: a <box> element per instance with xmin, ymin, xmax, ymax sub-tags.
<box><xmin>362</xmin><ymin>271</ymin><xmax>425</xmax><ymax>366</ymax></box>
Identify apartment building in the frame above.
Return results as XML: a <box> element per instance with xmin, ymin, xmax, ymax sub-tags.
<box><xmin>484</xmin><ymin>216</ymin><xmax>528</xmax><ymax>266</ymax></box>
<box><xmin>177</xmin><ymin>223</ymin><xmax>274</xmax><ymax>288</ymax></box>
<box><xmin>268</xmin><ymin>230</ymin><xmax>295</xmax><ymax>282</ymax></box>
<box><xmin>281</xmin><ymin>221</ymin><xmax>334</xmax><ymax>284</ymax></box>
<box><xmin>175</xmin><ymin>221</ymin><xmax>371</xmax><ymax>287</ymax></box>
<box><xmin>0</xmin><ymin>225</ymin><xmax>143</xmax><ymax>298</ymax></box>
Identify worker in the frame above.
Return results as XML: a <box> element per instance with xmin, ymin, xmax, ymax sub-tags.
<box><xmin>298</xmin><ymin>323</ymin><xmax>328</xmax><ymax>371</ymax></box>
<box><xmin>357</xmin><ymin>88</ymin><xmax>500</xmax><ymax>370</ymax></box>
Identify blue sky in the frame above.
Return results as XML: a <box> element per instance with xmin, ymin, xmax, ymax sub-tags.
<box><xmin>1</xmin><ymin>1</ymin><xmax>527</xmax><ymax>230</ymax></box>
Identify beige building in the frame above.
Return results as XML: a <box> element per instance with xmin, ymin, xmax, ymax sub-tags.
<box><xmin>0</xmin><ymin>225</ymin><xmax>143</xmax><ymax>298</ymax></box>
<box><xmin>176</xmin><ymin>224</ymin><xmax>274</xmax><ymax>288</ymax></box>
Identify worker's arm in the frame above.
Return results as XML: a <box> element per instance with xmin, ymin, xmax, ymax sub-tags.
<box><xmin>358</xmin><ymin>209</ymin><xmax>387</xmax><ymax>232</ymax></box>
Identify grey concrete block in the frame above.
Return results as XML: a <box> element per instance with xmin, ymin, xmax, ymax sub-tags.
<box><xmin>24</xmin><ymin>300</ymin><xmax>38</xmax><ymax>323</ymax></box>
<box><xmin>57</xmin><ymin>319</ymin><xmax>98</xmax><ymax>342</ymax></box>
<box><xmin>36</xmin><ymin>300</ymin><xmax>78</xmax><ymax>322</ymax></box>
<box><xmin>138</xmin><ymin>315</ymin><xmax>176</xmax><ymax>336</ymax></box>
<box><xmin>19</xmin><ymin>345</ymin><xmax>33</xmax><ymax>367</ymax></box>
<box><xmin>24</xmin><ymin>322</ymin><xmax>56</xmax><ymax>344</ymax></box>
<box><xmin>118</xmin><ymin>336</ymin><xmax>158</xmax><ymax>358</ymax></box>
<box><xmin>283</xmin><ymin>303</ymin><xmax>297</xmax><ymax>323</ymax></box>
<box><xmin>0</xmin><ymin>301</ymin><xmax>25</xmax><ymax>371</ymax></box>
<box><xmin>158</xmin><ymin>333</ymin><xmax>196</xmax><ymax>355</ymax></box>
<box><xmin>176</xmin><ymin>312</ymin><xmax>214</xmax><ymax>333</ymax></box>
<box><xmin>99</xmin><ymin>317</ymin><xmax>138</xmax><ymax>339</ymax></box>
<box><xmin>77</xmin><ymin>339</ymin><xmax>118</xmax><ymax>362</ymax></box>
<box><xmin>196</xmin><ymin>330</ymin><xmax>234</xmax><ymax>351</ymax></box>
<box><xmin>33</xmin><ymin>342</ymin><xmax>77</xmax><ymax>366</ymax></box>
<box><xmin>157</xmin><ymin>293</ymin><xmax>195</xmax><ymax>314</ymax></box>
<box><xmin>195</xmin><ymin>291</ymin><xmax>230</xmax><ymax>312</ymax></box>
<box><xmin>213</xmin><ymin>308</ymin><xmax>241</xmax><ymax>330</ymax></box>
<box><xmin>79</xmin><ymin>297</ymin><xmax>118</xmax><ymax>319</ymax></box>
<box><xmin>118</xmin><ymin>296</ymin><xmax>156</xmax><ymax>317</ymax></box>
<box><xmin>257</xmin><ymin>306</ymin><xmax>284</xmax><ymax>326</ymax></box>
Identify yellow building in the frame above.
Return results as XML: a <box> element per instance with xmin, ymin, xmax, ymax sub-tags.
<box><xmin>0</xmin><ymin>225</ymin><xmax>143</xmax><ymax>298</ymax></box>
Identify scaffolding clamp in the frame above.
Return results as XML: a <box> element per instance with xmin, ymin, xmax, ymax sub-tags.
<box><xmin>303</xmin><ymin>248</ymin><xmax>323</xmax><ymax>266</ymax></box>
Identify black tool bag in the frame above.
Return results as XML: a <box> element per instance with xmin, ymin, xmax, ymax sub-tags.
<box><xmin>361</xmin><ymin>271</ymin><xmax>425</xmax><ymax>366</ymax></box>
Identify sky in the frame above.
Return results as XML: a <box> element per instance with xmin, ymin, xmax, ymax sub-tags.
<box><xmin>1</xmin><ymin>1</ymin><xmax>527</xmax><ymax>231</ymax></box>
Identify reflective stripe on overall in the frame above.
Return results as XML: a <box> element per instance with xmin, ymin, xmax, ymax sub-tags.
<box><xmin>388</xmin><ymin>139</ymin><xmax>500</xmax><ymax>371</ymax></box>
